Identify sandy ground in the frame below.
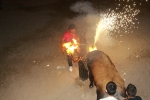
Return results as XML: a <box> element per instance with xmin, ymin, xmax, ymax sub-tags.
<box><xmin>0</xmin><ymin>0</ymin><xmax>150</xmax><ymax>100</ymax></box>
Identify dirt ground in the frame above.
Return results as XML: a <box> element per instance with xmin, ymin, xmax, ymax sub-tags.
<box><xmin>0</xmin><ymin>0</ymin><xmax>150</xmax><ymax>100</ymax></box>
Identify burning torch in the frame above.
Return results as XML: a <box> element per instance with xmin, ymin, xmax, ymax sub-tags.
<box><xmin>62</xmin><ymin>38</ymin><xmax>81</xmax><ymax>62</ymax></box>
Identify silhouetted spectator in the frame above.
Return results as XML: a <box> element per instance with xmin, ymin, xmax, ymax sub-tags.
<box><xmin>100</xmin><ymin>81</ymin><xmax>117</xmax><ymax>100</ymax></box>
<box><xmin>126</xmin><ymin>83</ymin><xmax>142</xmax><ymax>100</ymax></box>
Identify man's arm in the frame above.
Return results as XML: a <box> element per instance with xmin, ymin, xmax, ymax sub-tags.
<box><xmin>61</xmin><ymin>38</ymin><xmax>65</xmax><ymax>53</ymax></box>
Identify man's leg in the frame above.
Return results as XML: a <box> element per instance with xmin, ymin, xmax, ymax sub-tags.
<box><xmin>67</xmin><ymin>55</ymin><xmax>73</xmax><ymax>71</ymax></box>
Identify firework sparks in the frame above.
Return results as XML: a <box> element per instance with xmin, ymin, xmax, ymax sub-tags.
<box><xmin>94</xmin><ymin>10</ymin><xmax>117</xmax><ymax>45</ymax></box>
<box><xmin>94</xmin><ymin>0</ymin><xmax>142</xmax><ymax>45</ymax></box>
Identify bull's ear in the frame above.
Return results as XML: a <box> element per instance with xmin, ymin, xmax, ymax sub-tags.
<box><xmin>105</xmin><ymin>90</ymin><xmax>107</xmax><ymax>93</ymax></box>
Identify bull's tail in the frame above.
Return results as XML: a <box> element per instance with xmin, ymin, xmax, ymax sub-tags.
<box><xmin>115</xmin><ymin>91</ymin><xmax>126</xmax><ymax>100</ymax></box>
<box><xmin>115</xmin><ymin>85</ymin><xmax>126</xmax><ymax>99</ymax></box>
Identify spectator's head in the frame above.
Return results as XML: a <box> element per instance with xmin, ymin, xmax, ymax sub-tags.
<box><xmin>126</xmin><ymin>84</ymin><xmax>137</xmax><ymax>97</ymax></box>
<box><xmin>106</xmin><ymin>81</ymin><xmax>117</xmax><ymax>96</ymax></box>
<box><xmin>68</xmin><ymin>24</ymin><xmax>76</xmax><ymax>34</ymax></box>
<box><xmin>68</xmin><ymin>24</ymin><xmax>76</xmax><ymax>29</ymax></box>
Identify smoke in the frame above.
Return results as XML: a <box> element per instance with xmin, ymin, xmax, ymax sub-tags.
<box><xmin>69</xmin><ymin>1</ymin><xmax>115</xmax><ymax>49</ymax></box>
<box><xmin>70</xmin><ymin>1</ymin><xmax>97</xmax><ymax>14</ymax></box>
<box><xmin>68</xmin><ymin>0</ymin><xmax>142</xmax><ymax>50</ymax></box>
<box><xmin>68</xmin><ymin>1</ymin><xmax>99</xmax><ymax>48</ymax></box>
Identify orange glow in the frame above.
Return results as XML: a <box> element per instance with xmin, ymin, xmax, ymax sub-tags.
<box><xmin>63</xmin><ymin>38</ymin><xmax>78</xmax><ymax>54</ymax></box>
<box><xmin>89</xmin><ymin>45</ymin><xmax>97</xmax><ymax>52</ymax></box>
<box><xmin>72</xmin><ymin>38</ymin><xmax>78</xmax><ymax>45</ymax></box>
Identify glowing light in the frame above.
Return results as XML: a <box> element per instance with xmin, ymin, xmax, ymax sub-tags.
<box><xmin>94</xmin><ymin>11</ymin><xmax>117</xmax><ymax>45</ymax></box>
<box><xmin>63</xmin><ymin>38</ymin><xmax>79</xmax><ymax>54</ymax></box>
<box><xmin>72</xmin><ymin>38</ymin><xmax>77</xmax><ymax>45</ymax></box>
<box><xmin>89</xmin><ymin>45</ymin><xmax>97</xmax><ymax>52</ymax></box>
<box><xmin>94</xmin><ymin>1</ymin><xmax>140</xmax><ymax>45</ymax></box>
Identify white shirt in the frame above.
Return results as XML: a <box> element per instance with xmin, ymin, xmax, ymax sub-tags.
<box><xmin>100</xmin><ymin>96</ymin><xmax>117</xmax><ymax>100</ymax></box>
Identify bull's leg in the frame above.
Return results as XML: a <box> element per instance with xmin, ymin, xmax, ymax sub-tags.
<box><xmin>87</xmin><ymin>59</ymin><xmax>94</xmax><ymax>88</ymax></box>
<box><xmin>96</xmin><ymin>89</ymin><xmax>104</xmax><ymax>100</ymax></box>
<box><xmin>121</xmin><ymin>88</ymin><xmax>127</xmax><ymax>98</ymax></box>
<box><xmin>89</xmin><ymin>70</ymin><xmax>94</xmax><ymax>88</ymax></box>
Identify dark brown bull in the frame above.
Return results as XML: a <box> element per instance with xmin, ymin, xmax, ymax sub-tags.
<box><xmin>86</xmin><ymin>50</ymin><xmax>126</xmax><ymax>100</ymax></box>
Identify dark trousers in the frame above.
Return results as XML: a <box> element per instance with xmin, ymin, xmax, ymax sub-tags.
<box><xmin>67</xmin><ymin>55</ymin><xmax>72</xmax><ymax>66</ymax></box>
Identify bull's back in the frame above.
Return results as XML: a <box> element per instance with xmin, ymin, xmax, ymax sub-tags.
<box><xmin>90</xmin><ymin>50</ymin><xmax>126</xmax><ymax>98</ymax></box>
<box><xmin>91</xmin><ymin>58</ymin><xmax>118</xmax><ymax>91</ymax></box>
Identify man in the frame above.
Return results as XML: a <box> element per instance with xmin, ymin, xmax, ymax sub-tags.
<box><xmin>61</xmin><ymin>24</ymin><xmax>79</xmax><ymax>72</ymax></box>
<box><xmin>126</xmin><ymin>84</ymin><xmax>142</xmax><ymax>100</ymax></box>
<box><xmin>100</xmin><ymin>81</ymin><xmax>117</xmax><ymax>100</ymax></box>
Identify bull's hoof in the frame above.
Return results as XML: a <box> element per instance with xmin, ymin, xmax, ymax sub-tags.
<box><xmin>89</xmin><ymin>83</ymin><xmax>94</xmax><ymax>88</ymax></box>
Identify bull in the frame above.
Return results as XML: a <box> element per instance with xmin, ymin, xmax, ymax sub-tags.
<box><xmin>86</xmin><ymin>50</ymin><xmax>126</xmax><ymax>100</ymax></box>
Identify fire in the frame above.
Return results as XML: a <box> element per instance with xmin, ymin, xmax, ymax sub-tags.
<box><xmin>63</xmin><ymin>38</ymin><xmax>78</xmax><ymax>55</ymax></box>
<box><xmin>72</xmin><ymin>38</ymin><xmax>77</xmax><ymax>45</ymax></box>
<box><xmin>89</xmin><ymin>45</ymin><xmax>97</xmax><ymax>52</ymax></box>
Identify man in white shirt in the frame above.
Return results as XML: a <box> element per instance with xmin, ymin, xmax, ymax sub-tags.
<box><xmin>100</xmin><ymin>81</ymin><xmax>117</xmax><ymax>100</ymax></box>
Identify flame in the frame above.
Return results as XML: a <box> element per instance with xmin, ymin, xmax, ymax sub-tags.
<box><xmin>63</xmin><ymin>38</ymin><xmax>78</xmax><ymax>54</ymax></box>
<box><xmin>72</xmin><ymin>38</ymin><xmax>77</xmax><ymax>45</ymax></box>
<box><xmin>89</xmin><ymin>45</ymin><xmax>97</xmax><ymax>52</ymax></box>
